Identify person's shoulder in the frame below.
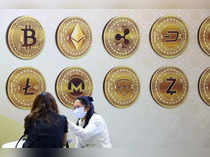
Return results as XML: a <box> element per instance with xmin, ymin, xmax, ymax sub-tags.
<box><xmin>58</xmin><ymin>114</ymin><xmax>67</xmax><ymax>120</ymax></box>
<box><xmin>52</xmin><ymin>112</ymin><xmax>67</xmax><ymax>121</ymax></box>
<box><xmin>91</xmin><ymin>113</ymin><xmax>104</xmax><ymax>122</ymax></box>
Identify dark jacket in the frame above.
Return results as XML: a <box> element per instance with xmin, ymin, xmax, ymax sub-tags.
<box><xmin>23</xmin><ymin>111</ymin><xmax>68</xmax><ymax>148</ymax></box>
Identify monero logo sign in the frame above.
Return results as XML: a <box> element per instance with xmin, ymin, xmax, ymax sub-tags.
<box><xmin>68</xmin><ymin>78</ymin><xmax>85</xmax><ymax>96</ymax></box>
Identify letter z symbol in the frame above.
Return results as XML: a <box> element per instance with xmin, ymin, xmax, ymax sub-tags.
<box><xmin>166</xmin><ymin>77</ymin><xmax>176</xmax><ymax>95</ymax></box>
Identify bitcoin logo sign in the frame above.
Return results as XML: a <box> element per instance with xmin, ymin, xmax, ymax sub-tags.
<box><xmin>56</xmin><ymin>67</ymin><xmax>93</xmax><ymax>109</ymax></box>
<box><xmin>198</xmin><ymin>17</ymin><xmax>210</xmax><ymax>56</ymax></box>
<box><xmin>150</xmin><ymin>16</ymin><xmax>188</xmax><ymax>58</ymax></box>
<box><xmin>103</xmin><ymin>17</ymin><xmax>140</xmax><ymax>59</ymax></box>
<box><xmin>150</xmin><ymin>67</ymin><xmax>188</xmax><ymax>108</ymax></box>
<box><xmin>7</xmin><ymin>16</ymin><xmax>45</xmax><ymax>59</ymax></box>
<box><xmin>104</xmin><ymin>67</ymin><xmax>140</xmax><ymax>108</ymax></box>
<box><xmin>56</xmin><ymin>17</ymin><xmax>92</xmax><ymax>59</ymax></box>
<box><xmin>21</xmin><ymin>25</ymin><xmax>37</xmax><ymax>47</ymax></box>
<box><xmin>7</xmin><ymin>67</ymin><xmax>46</xmax><ymax>109</ymax></box>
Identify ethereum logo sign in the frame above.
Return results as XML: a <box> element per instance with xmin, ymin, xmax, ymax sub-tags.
<box><xmin>70</xmin><ymin>24</ymin><xmax>85</xmax><ymax>49</ymax></box>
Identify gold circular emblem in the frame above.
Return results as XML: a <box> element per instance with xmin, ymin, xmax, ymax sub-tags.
<box><xmin>103</xmin><ymin>67</ymin><xmax>140</xmax><ymax>108</ymax></box>
<box><xmin>7</xmin><ymin>67</ymin><xmax>46</xmax><ymax>109</ymax></box>
<box><xmin>199</xmin><ymin>68</ymin><xmax>210</xmax><ymax>106</ymax></box>
<box><xmin>150</xmin><ymin>16</ymin><xmax>188</xmax><ymax>58</ymax></box>
<box><xmin>7</xmin><ymin>16</ymin><xmax>45</xmax><ymax>59</ymax></box>
<box><xmin>103</xmin><ymin>17</ymin><xmax>140</xmax><ymax>59</ymax></box>
<box><xmin>198</xmin><ymin>17</ymin><xmax>210</xmax><ymax>55</ymax></box>
<box><xmin>56</xmin><ymin>67</ymin><xmax>93</xmax><ymax>109</ymax></box>
<box><xmin>150</xmin><ymin>67</ymin><xmax>188</xmax><ymax>108</ymax></box>
<box><xmin>56</xmin><ymin>17</ymin><xmax>92</xmax><ymax>59</ymax></box>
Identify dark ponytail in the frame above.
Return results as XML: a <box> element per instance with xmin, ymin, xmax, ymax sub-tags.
<box><xmin>76</xmin><ymin>96</ymin><xmax>95</xmax><ymax>128</ymax></box>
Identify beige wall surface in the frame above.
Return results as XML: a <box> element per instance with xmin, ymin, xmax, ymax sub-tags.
<box><xmin>0</xmin><ymin>115</ymin><xmax>24</xmax><ymax>147</ymax></box>
<box><xmin>0</xmin><ymin>9</ymin><xmax>210</xmax><ymax>154</ymax></box>
<box><xmin>0</xmin><ymin>0</ymin><xmax>209</xmax><ymax>9</ymax></box>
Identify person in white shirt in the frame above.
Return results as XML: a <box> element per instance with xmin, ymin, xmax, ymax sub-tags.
<box><xmin>68</xmin><ymin>96</ymin><xmax>112</xmax><ymax>148</ymax></box>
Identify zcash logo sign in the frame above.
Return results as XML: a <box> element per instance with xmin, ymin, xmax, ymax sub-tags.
<box><xmin>150</xmin><ymin>67</ymin><xmax>188</xmax><ymax>108</ymax></box>
<box><xmin>166</xmin><ymin>77</ymin><xmax>176</xmax><ymax>95</ymax></box>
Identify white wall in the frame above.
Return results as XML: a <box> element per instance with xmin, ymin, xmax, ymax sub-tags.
<box><xmin>0</xmin><ymin>9</ymin><xmax>210</xmax><ymax>150</ymax></box>
<box><xmin>0</xmin><ymin>0</ymin><xmax>209</xmax><ymax>9</ymax></box>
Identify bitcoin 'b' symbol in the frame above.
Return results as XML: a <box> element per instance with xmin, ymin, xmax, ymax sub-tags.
<box><xmin>21</xmin><ymin>25</ymin><xmax>37</xmax><ymax>48</ymax></box>
<box><xmin>166</xmin><ymin>77</ymin><xmax>176</xmax><ymax>95</ymax></box>
<box><xmin>23</xmin><ymin>78</ymin><xmax>34</xmax><ymax>95</ymax></box>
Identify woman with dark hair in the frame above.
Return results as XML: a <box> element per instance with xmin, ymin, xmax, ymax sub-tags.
<box><xmin>68</xmin><ymin>96</ymin><xmax>112</xmax><ymax>148</ymax></box>
<box><xmin>22</xmin><ymin>92</ymin><xmax>68</xmax><ymax>148</ymax></box>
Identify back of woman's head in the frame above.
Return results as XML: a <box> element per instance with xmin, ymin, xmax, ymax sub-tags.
<box><xmin>31</xmin><ymin>92</ymin><xmax>59</xmax><ymax>115</ymax></box>
<box><xmin>25</xmin><ymin>92</ymin><xmax>59</xmax><ymax>129</ymax></box>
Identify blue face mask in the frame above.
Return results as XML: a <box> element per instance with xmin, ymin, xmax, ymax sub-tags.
<box><xmin>73</xmin><ymin>106</ymin><xmax>87</xmax><ymax>119</ymax></box>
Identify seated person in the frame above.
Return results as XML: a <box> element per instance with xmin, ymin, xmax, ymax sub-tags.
<box><xmin>22</xmin><ymin>92</ymin><xmax>68</xmax><ymax>148</ymax></box>
<box><xmin>68</xmin><ymin>96</ymin><xmax>112</xmax><ymax>148</ymax></box>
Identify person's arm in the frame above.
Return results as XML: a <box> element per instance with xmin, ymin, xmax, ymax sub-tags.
<box><xmin>68</xmin><ymin>116</ymin><xmax>105</xmax><ymax>141</ymax></box>
<box><xmin>63</xmin><ymin>133</ymin><xmax>67</xmax><ymax>146</ymax></box>
<box><xmin>63</xmin><ymin>116</ymin><xmax>68</xmax><ymax>146</ymax></box>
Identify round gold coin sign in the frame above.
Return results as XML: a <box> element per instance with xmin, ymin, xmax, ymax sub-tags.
<box><xmin>198</xmin><ymin>17</ymin><xmax>210</xmax><ymax>55</ymax></box>
<box><xmin>56</xmin><ymin>67</ymin><xmax>93</xmax><ymax>109</ymax></box>
<box><xmin>56</xmin><ymin>17</ymin><xmax>92</xmax><ymax>59</ymax></box>
<box><xmin>104</xmin><ymin>67</ymin><xmax>140</xmax><ymax>108</ymax></box>
<box><xmin>103</xmin><ymin>17</ymin><xmax>140</xmax><ymax>59</ymax></box>
<box><xmin>199</xmin><ymin>68</ymin><xmax>210</xmax><ymax>106</ymax></box>
<box><xmin>150</xmin><ymin>67</ymin><xmax>188</xmax><ymax>108</ymax></box>
<box><xmin>7</xmin><ymin>67</ymin><xmax>46</xmax><ymax>109</ymax></box>
<box><xmin>7</xmin><ymin>16</ymin><xmax>45</xmax><ymax>59</ymax></box>
<box><xmin>150</xmin><ymin>16</ymin><xmax>188</xmax><ymax>58</ymax></box>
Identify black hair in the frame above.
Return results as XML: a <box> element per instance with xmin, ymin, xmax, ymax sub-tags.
<box><xmin>76</xmin><ymin>96</ymin><xmax>95</xmax><ymax>128</ymax></box>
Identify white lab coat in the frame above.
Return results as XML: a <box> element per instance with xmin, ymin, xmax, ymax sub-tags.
<box><xmin>68</xmin><ymin>113</ymin><xmax>112</xmax><ymax>148</ymax></box>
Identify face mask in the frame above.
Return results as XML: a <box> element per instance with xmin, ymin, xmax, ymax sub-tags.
<box><xmin>73</xmin><ymin>106</ymin><xmax>87</xmax><ymax>119</ymax></box>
